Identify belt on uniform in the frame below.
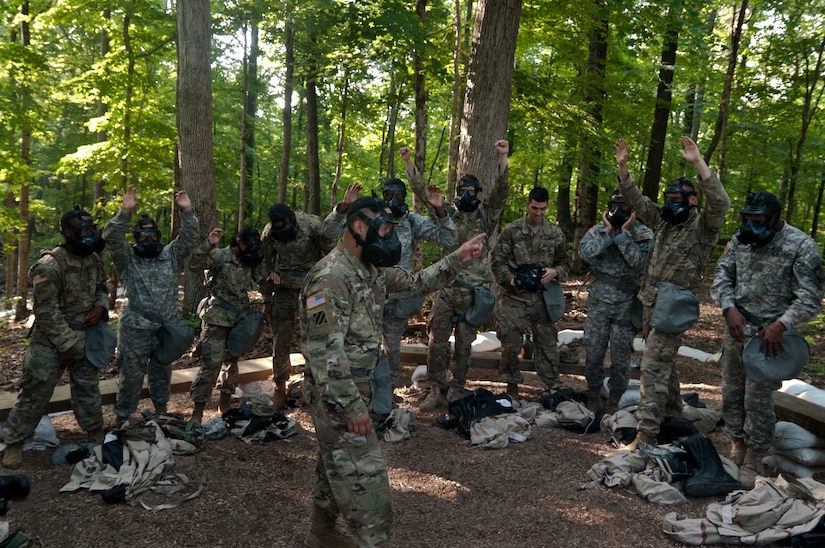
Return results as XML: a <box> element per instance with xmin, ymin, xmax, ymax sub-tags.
<box><xmin>281</xmin><ymin>269</ymin><xmax>309</xmax><ymax>278</ymax></box>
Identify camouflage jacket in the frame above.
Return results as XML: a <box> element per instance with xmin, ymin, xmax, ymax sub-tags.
<box><xmin>407</xmin><ymin>165</ymin><xmax>509</xmax><ymax>285</ymax></box>
<box><xmin>189</xmin><ymin>242</ymin><xmax>259</xmax><ymax>328</ymax></box>
<box><xmin>260</xmin><ymin>212</ymin><xmax>335</xmax><ymax>296</ymax></box>
<box><xmin>491</xmin><ymin>216</ymin><xmax>570</xmax><ymax>301</ymax></box>
<box><xmin>30</xmin><ymin>246</ymin><xmax>109</xmax><ymax>355</ymax></box>
<box><xmin>299</xmin><ymin>241</ymin><xmax>467</xmax><ymax>421</ymax></box>
<box><xmin>579</xmin><ymin>221</ymin><xmax>653</xmax><ymax>303</ymax></box>
<box><xmin>103</xmin><ymin>208</ymin><xmax>199</xmax><ymax>329</ymax></box>
<box><xmin>710</xmin><ymin>222</ymin><xmax>824</xmax><ymax>329</ymax></box>
<box><xmin>323</xmin><ymin>204</ymin><xmax>458</xmax><ymax>273</ymax></box>
<box><xmin>618</xmin><ymin>172</ymin><xmax>731</xmax><ymax>293</ymax></box>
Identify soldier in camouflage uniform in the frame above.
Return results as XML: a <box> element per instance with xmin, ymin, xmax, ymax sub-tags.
<box><xmin>2</xmin><ymin>208</ymin><xmax>109</xmax><ymax>468</ymax></box>
<box><xmin>408</xmin><ymin>140</ymin><xmax>510</xmax><ymax>411</ymax></box>
<box><xmin>260</xmin><ymin>204</ymin><xmax>335</xmax><ymax>410</ymax></box>
<box><xmin>579</xmin><ymin>189</ymin><xmax>653</xmax><ymax>414</ymax></box>
<box><xmin>616</xmin><ymin>136</ymin><xmax>731</xmax><ymax>451</ymax></box>
<box><xmin>711</xmin><ymin>191</ymin><xmax>824</xmax><ymax>487</ymax></box>
<box><xmin>189</xmin><ymin>226</ymin><xmax>264</xmax><ymax>423</ymax></box>
<box><xmin>300</xmin><ymin>196</ymin><xmax>485</xmax><ymax>547</ymax></box>
<box><xmin>323</xmin><ymin>175</ymin><xmax>457</xmax><ymax>423</ymax></box>
<box><xmin>491</xmin><ymin>187</ymin><xmax>570</xmax><ymax>397</ymax></box>
<box><xmin>103</xmin><ymin>186</ymin><xmax>199</xmax><ymax>425</ymax></box>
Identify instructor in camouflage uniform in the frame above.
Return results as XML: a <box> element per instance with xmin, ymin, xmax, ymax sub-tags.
<box><xmin>3</xmin><ymin>208</ymin><xmax>109</xmax><ymax>468</ymax></box>
<box><xmin>260</xmin><ymin>204</ymin><xmax>335</xmax><ymax>410</ymax></box>
<box><xmin>491</xmin><ymin>187</ymin><xmax>570</xmax><ymax>397</ymax></box>
<box><xmin>579</xmin><ymin>189</ymin><xmax>652</xmax><ymax>414</ymax></box>
<box><xmin>616</xmin><ymin>136</ymin><xmax>731</xmax><ymax>451</ymax></box>
<box><xmin>410</xmin><ymin>140</ymin><xmax>510</xmax><ymax>411</ymax></box>
<box><xmin>104</xmin><ymin>186</ymin><xmax>199</xmax><ymax>425</ymax></box>
<box><xmin>711</xmin><ymin>191</ymin><xmax>824</xmax><ymax>487</ymax></box>
<box><xmin>323</xmin><ymin>175</ymin><xmax>457</xmax><ymax>424</ymax></box>
<box><xmin>189</xmin><ymin>227</ymin><xmax>264</xmax><ymax>423</ymax></box>
<box><xmin>300</xmin><ymin>196</ymin><xmax>485</xmax><ymax>547</ymax></box>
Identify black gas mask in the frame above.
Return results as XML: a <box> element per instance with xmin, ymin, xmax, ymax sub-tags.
<box><xmin>270</xmin><ymin>221</ymin><xmax>298</xmax><ymax>243</ymax></box>
<box><xmin>383</xmin><ymin>182</ymin><xmax>409</xmax><ymax>218</ymax></box>
<box><xmin>734</xmin><ymin>191</ymin><xmax>782</xmax><ymax>248</ymax></box>
<box><xmin>454</xmin><ymin>175</ymin><xmax>481</xmax><ymax>212</ymax></box>
<box><xmin>238</xmin><ymin>234</ymin><xmax>264</xmax><ymax>267</ymax></box>
<box><xmin>132</xmin><ymin>218</ymin><xmax>164</xmax><ymax>258</ymax></box>
<box><xmin>659</xmin><ymin>180</ymin><xmax>696</xmax><ymax>225</ymax></box>
<box><xmin>268</xmin><ymin>203</ymin><xmax>298</xmax><ymax>242</ymax></box>
<box><xmin>349</xmin><ymin>210</ymin><xmax>401</xmax><ymax>267</ymax></box>
<box><xmin>62</xmin><ymin>208</ymin><xmax>105</xmax><ymax>256</ymax></box>
<box><xmin>606</xmin><ymin>193</ymin><xmax>631</xmax><ymax>229</ymax></box>
<box><xmin>513</xmin><ymin>263</ymin><xmax>543</xmax><ymax>292</ymax></box>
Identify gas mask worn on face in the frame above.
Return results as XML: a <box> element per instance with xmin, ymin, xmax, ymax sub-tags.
<box><xmin>349</xmin><ymin>211</ymin><xmax>402</xmax><ymax>267</ymax></box>
<box><xmin>659</xmin><ymin>196</ymin><xmax>692</xmax><ymax>224</ymax></box>
<box><xmin>133</xmin><ymin>237</ymin><xmax>164</xmax><ymax>259</ymax></box>
<box><xmin>606</xmin><ymin>207</ymin><xmax>631</xmax><ymax>229</ymax></box>
<box><xmin>70</xmin><ymin>220</ymin><xmax>106</xmax><ymax>256</ymax></box>
<box><xmin>239</xmin><ymin>240</ymin><xmax>264</xmax><ymax>267</ymax></box>
<box><xmin>736</xmin><ymin>219</ymin><xmax>776</xmax><ymax>248</ymax></box>
<box><xmin>454</xmin><ymin>189</ymin><xmax>481</xmax><ymax>212</ymax></box>
<box><xmin>270</xmin><ymin>222</ymin><xmax>298</xmax><ymax>242</ymax></box>
<box><xmin>385</xmin><ymin>195</ymin><xmax>408</xmax><ymax>218</ymax></box>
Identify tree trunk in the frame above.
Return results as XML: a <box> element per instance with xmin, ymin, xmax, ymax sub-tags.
<box><xmin>812</xmin><ymin>178</ymin><xmax>824</xmax><ymax>239</ymax></box>
<box><xmin>305</xmin><ymin>38</ymin><xmax>321</xmax><ymax>216</ymax></box>
<box><xmin>458</xmin><ymin>0</ymin><xmax>521</xmax><ymax>244</ymax></box>
<box><xmin>571</xmin><ymin>0</ymin><xmax>608</xmax><ymax>274</ymax></box>
<box><xmin>94</xmin><ymin>8</ymin><xmax>111</xmax><ymax>209</ymax></box>
<box><xmin>555</xmin><ymin>136</ymin><xmax>575</xmax><ymax>242</ymax></box>
<box><xmin>14</xmin><ymin>1</ymin><xmax>31</xmax><ymax>321</ymax></box>
<box><xmin>413</xmin><ymin>0</ymin><xmax>428</xmax><ymax>205</ymax></box>
<box><xmin>278</xmin><ymin>19</ymin><xmax>294</xmax><ymax>204</ymax></box>
<box><xmin>642</xmin><ymin>0</ymin><xmax>681</xmax><ymax>200</ymax></box>
<box><xmin>239</xmin><ymin>22</ymin><xmax>259</xmax><ymax>230</ymax></box>
<box><xmin>446</xmin><ymin>0</ymin><xmax>473</xmax><ymax>198</ymax></box>
<box><xmin>331</xmin><ymin>68</ymin><xmax>349</xmax><ymax>210</ymax></box>
<box><xmin>177</xmin><ymin>0</ymin><xmax>217</xmax><ymax>314</ymax></box>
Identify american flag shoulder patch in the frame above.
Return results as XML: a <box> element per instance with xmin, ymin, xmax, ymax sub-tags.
<box><xmin>33</xmin><ymin>273</ymin><xmax>48</xmax><ymax>285</ymax></box>
<box><xmin>306</xmin><ymin>292</ymin><xmax>327</xmax><ymax>310</ymax></box>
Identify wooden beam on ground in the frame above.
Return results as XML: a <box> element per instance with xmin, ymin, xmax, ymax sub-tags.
<box><xmin>0</xmin><ymin>355</ymin><xmax>305</xmax><ymax>422</ymax></box>
<box><xmin>774</xmin><ymin>391</ymin><xmax>825</xmax><ymax>440</ymax></box>
<box><xmin>398</xmin><ymin>345</ymin><xmax>641</xmax><ymax>379</ymax></box>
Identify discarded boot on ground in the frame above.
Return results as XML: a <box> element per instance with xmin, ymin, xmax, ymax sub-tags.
<box><xmin>1</xmin><ymin>445</ymin><xmax>22</xmax><ymax>470</ymax></box>
<box><xmin>680</xmin><ymin>433</ymin><xmax>741</xmax><ymax>497</ymax></box>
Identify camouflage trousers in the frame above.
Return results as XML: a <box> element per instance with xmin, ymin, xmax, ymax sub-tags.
<box><xmin>4</xmin><ymin>341</ymin><xmax>103</xmax><ymax>445</ymax></box>
<box><xmin>371</xmin><ymin>304</ymin><xmax>407</xmax><ymax>416</ymax></box>
<box><xmin>719</xmin><ymin>332</ymin><xmax>779</xmax><ymax>451</ymax></box>
<box><xmin>190</xmin><ymin>324</ymin><xmax>238</xmax><ymax>404</ymax></box>
<box><xmin>583</xmin><ymin>296</ymin><xmax>636</xmax><ymax>395</ymax></box>
<box><xmin>304</xmin><ymin>378</ymin><xmax>391</xmax><ymax>547</ymax></box>
<box><xmin>113</xmin><ymin>327</ymin><xmax>172</xmax><ymax>419</ymax></box>
<box><xmin>426</xmin><ymin>286</ymin><xmax>477</xmax><ymax>390</ymax></box>
<box><xmin>496</xmin><ymin>293</ymin><xmax>560</xmax><ymax>391</ymax></box>
<box><xmin>637</xmin><ymin>325</ymin><xmax>684</xmax><ymax>438</ymax></box>
<box><xmin>270</xmin><ymin>286</ymin><xmax>300</xmax><ymax>382</ymax></box>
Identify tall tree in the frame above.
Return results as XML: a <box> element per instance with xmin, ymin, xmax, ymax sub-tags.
<box><xmin>177</xmin><ymin>0</ymin><xmax>217</xmax><ymax>313</ymax></box>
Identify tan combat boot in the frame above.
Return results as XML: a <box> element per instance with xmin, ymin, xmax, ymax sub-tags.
<box><xmin>304</xmin><ymin>504</ymin><xmax>356</xmax><ymax>548</ymax></box>
<box><xmin>739</xmin><ymin>448</ymin><xmax>770</xmax><ymax>489</ymax></box>
<box><xmin>271</xmin><ymin>381</ymin><xmax>288</xmax><ymax>410</ymax></box>
<box><xmin>604</xmin><ymin>392</ymin><xmax>622</xmax><ymax>415</ymax></box>
<box><xmin>730</xmin><ymin>437</ymin><xmax>747</xmax><ymax>467</ymax></box>
<box><xmin>623</xmin><ymin>430</ymin><xmax>655</xmax><ymax>452</ymax></box>
<box><xmin>88</xmin><ymin>429</ymin><xmax>105</xmax><ymax>444</ymax></box>
<box><xmin>587</xmin><ymin>387</ymin><xmax>604</xmax><ymax>414</ymax></box>
<box><xmin>191</xmin><ymin>402</ymin><xmax>206</xmax><ymax>424</ymax></box>
<box><xmin>2</xmin><ymin>443</ymin><xmax>22</xmax><ymax>469</ymax></box>
<box><xmin>420</xmin><ymin>385</ymin><xmax>446</xmax><ymax>412</ymax></box>
<box><xmin>218</xmin><ymin>392</ymin><xmax>233</xmax><ymax>415</ymax></box>
<box><xmin>506</xmin><ymin>382</ymin><xmax>519</xmax><ymax>398</ymax></box>
<box><xmin>446</xmin><ymin>385</ymin><xmax>468</xmax><ymax>403</ymax></box>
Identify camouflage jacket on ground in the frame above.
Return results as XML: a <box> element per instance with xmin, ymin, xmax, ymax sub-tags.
<box><xmin>579</xmin><ymin>221</ymin><xmax>653</xmax><ymax>303</ymax></box>
<box><xmin>189</xmin><ymin>242</ymin><xmax>259</xmax><ymax>328</ymax></box>
<box><xmin>710</xmin><ymin>222</ymin><xmax>825</xmax><ymax>329</ymax></box>
<box><xmin>299</xmin><ymin>241</ymin><xmax>467</xmax><ymax>421</ymax></box>
<box><xmin>323</xmin><ymin>203</ymin><xmax>458</xmax><ymax>273</ymax></box>
<box><xmin>103</xmin><ymin>208</ymin><xmax>199</xmax><ymax>329</ymax></box>
<box><xmin>30</xmin><ymin>246</ymin><xmax>109</xmax><ymax>354</ymax></box>
<box><xmin>491</xmin><ymin>216</ymin><xmax>570</xmax><ymax>301</ymax></box>
<box><xmin>260</xmin><ymin>212</ymin><xmax>335</xmax><ymax>296</ymax></box>
<box><xmin>618</xmin><ymin>172</ymin><xmax>731</xmax><ymax>292</ymax></box>
<box><xmin>407</xmin><ymin>165</ymin><xmax>509</xmax><ymax>285</ymax></box>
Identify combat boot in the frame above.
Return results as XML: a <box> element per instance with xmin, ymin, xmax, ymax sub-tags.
<box><xmin>446</xmin><ymin>385</ymin><xmax>468</xmax><ymax>403</ymax></box>
<box><xmin>623</xmin><ymin>430</ymin><xmax>655</xmax><ymax>452</ymax></box>
<box><xmin>2</xmin><ymin>444</ymin><xmax>22</xmax><ymax>469</ymax></box>
<box><xmin>604</xmin><ymin>392</ymin><xmax>622</xmax><ymax>415</ymax></box>
<box><xmin>730</xmin><ymin>437</ymin><xmax>747</xmax><ymax>467</ymax></box>
<box><xmin>271</xmin><ymin>381</ymin><xmax>288</xmax><ymax>411</ymax></box>
<box><xmin>587</xmin><ymin>387</ymin><xmax>604</xmax><ymax>414</ymax></box>
<box><xmin>304</xmin><ymin>504</ymin><xmax>356</xmax><ymax>548</ymax></box>
<box><xmin>218</xmin><ymin>392</ymin><xmax>233</xmax><ymax>415</ymax></box>
<box><xmin>681</xmin><ymin>433</ymin><xmax>741</xmax><ymax>497</ymax></box>
<box><xmin>191</xmin><ymin>402</ymin><xmax>206</xmax><ymax>424</ymax></box>
<box><xmin>420</xmin><ymin>385</ymin><xmax>446</xmax><ymax>412</ymax></box>
<box><xmin>154</xmin><ymin>402</ymin><xmax>167</xmax><ymax>416</ymax></box>
<box><xmin>506</xmin><ymin>383</ymin><xmax>519</xmax><ymax>398</ymax></box>
<box><xmin>739</xmin><ymin>448</ymin><xmax>771</xmax><ymax>489</ymax></box>
<box><xmin>88</xmin><ymin>429</ymin><xmax>105</xmax><ymax>444</ymax></box>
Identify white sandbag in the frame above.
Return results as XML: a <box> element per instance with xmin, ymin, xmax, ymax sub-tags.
<box><xmin>600</xmin><ymin>378</ymin><xmax>641</xmax><ymax>410</ymax></box>
<box><xmin>410</xmin><ymin>364</ymin><xmax>428</xmax><ymax>391</ymax></box>
<box><xmin>773</xmin><ymin>421</ymin><xmax>825</xmax><ymax>450</ymax></box>
<box><xmin>235</xmin><ymin>379</ymin><xmax>274</xmax><ymax>399</ymax></box>
<box><xmin>774</xmin><ymin>446</ymin><xmax>825</xmax><ymax>468</ymax></box>
<box><xmin>557</xmin><ymin>329</ymin><xmax>583</xmax><ymax>346</ymax></box>
<box><xmin>797</xmin><ymin>389</ymin><xmax>825</xmax><ymax>407</ymax></box>
<box><xmin>780</xmin><ymin>379</ymin><xmax>817</xmax><ymax>396</ymax></box>
<box><xmin>471</xmin><ymin>331</ymin><xmax>500</xmax><ymax>352</ymax></box>
<box><xmin>764</xmin><ymin>453</ymin><xmax>825</xmax><ymax>479</ymax></box>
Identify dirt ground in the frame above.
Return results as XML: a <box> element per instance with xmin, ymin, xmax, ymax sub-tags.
<box><xmin>0</xmin><ymin>273</ymin><xmax>823</xmax><ymax>548</ymax></box>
